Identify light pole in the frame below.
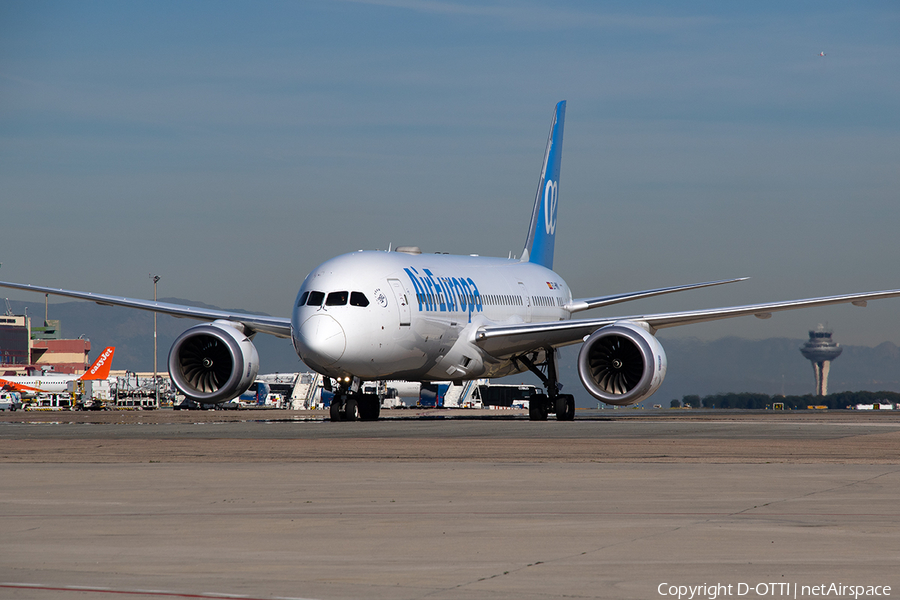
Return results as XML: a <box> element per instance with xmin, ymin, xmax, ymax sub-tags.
<box><xmin>150</xmin><ymin>274</ymin><xmax>160</xmax><ymax>408</ymax></box>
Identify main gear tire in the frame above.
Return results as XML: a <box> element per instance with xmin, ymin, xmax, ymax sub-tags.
<box><xmin>555</xmin><ymin>394</ymin><xmax>575</xmax><ymax>421</ymax></box>
<box><xmin>329</xmin><ymin>399</ymin><xmax>342</xmax><ymax>422</ymax></box>
<box><xmin>344</xmin><ymin>397</ymin><xmax>359</xmax><ymax>421</ymax></box>
<box><xmin>359</xmin><ymin>394</ymin><xmax>381</xmax><ymax>421</ymax></box>
<box><xmin>528</xmin><ymin>393</ymin><xmax>549</xmax><ymax>421</ymax></box>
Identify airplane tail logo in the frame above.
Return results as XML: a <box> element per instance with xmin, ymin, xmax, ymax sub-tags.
<box><xmin>79</xmin><ymin>346</ymin><xmax>115</xmax><ymax>380</ymax></box>
<box><xmin>544</xmin><ymin>179</ymin><xmax>558</xmax><ymax>236</ymax></box>
<box><xmin>522</xmin><ymin>100</ymin><xmax>566</xmax><ymax>270</ymax></box>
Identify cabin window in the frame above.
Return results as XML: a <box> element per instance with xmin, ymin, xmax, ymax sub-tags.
<box><xmin>326</xmin><ymin>291</ymin><xmax>349</xmax><ymax>306</ymax></box>
<box><xmin>306</xmin><ymin>291</ymin><xmax>325</xmax><ymax>306</ymax></box>
<box><xmin>350</xmin><ymin>292</ymin><xmax>370</xmax><ymax>307</ymax></box>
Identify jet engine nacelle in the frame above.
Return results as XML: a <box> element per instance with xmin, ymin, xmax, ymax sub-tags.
<box><xmin>577</xmin><ymin>321</ymin><xmax>667</xmax><ymax>406</ymax></box>
<box><xmin>168</xmin><ymin>320</ymin><xmax>260</xmax><ymax>404</ymax></box>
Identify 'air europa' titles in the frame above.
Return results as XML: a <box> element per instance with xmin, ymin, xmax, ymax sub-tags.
<box><xmin>404</xmin><ymin>267</ymin><xmax>483</xmax><ymax>314</ymax></box>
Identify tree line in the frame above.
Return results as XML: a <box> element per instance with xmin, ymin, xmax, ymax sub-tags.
<box><xmin>672</xmin><ymin>390</ymin><xmax>900</xmax><ymax>410</ymax></box>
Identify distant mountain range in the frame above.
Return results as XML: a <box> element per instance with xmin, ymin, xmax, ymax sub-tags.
<box><xmin>6</xmin><ymin>299</ymin><xmax>900</xmax><ymax>407</ymax></box>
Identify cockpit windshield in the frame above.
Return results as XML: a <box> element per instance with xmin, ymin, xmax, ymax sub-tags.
<box><xmin>350</xmin><ymin>292</ymin><xmax>369</xmax><ymax>307</ymax></box>
<box><xmin>325</xmin><ymin>291</ymin><xmax>349</xmax><ymax>306</ymax></box>
<box><xmin>306</xmin><ymin>291</ymin><xmax>325</xmax><ymax>306</ymax></box>
<box><xmin>301</xmin><ymin>290</ymin><xmax>369</xmax><ymax>308</ymax></box>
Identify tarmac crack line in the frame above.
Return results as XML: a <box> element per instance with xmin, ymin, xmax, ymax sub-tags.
<box><xmin>728</xmin><ymin>466</ymin><xmax>900</xmax><ymax>516</ymax></box>
<box><xmin>451</xmin><ymin>469</ymin><xmax>900</xmax><ymax>594</ymax></box>
<box><xmin>419</xmin><ymin>523</ymin><xmax>696</xmax><ymax>600</ymax></box>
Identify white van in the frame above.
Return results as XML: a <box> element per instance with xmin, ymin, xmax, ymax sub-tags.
<box><xmin>0</xmin><ymin>391</ymin><xmax>23</xmax><ymax>411</ymax></box>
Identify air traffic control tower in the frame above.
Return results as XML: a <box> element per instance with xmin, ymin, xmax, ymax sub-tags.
<box><xmin>800</xmin><ymin>325</ymin><xmax>843</xmax><ymax>396</ymax></box>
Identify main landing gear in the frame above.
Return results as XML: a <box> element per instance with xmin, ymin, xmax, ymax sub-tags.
<box><xmin>517</xmin><ymin>350</ymin><xmax>575</xmax><ymax>421</ymax></box>
<box><xmin>328</xmin><ymin>377</ymin><xmax>380</xmax><ymax>422</ymax></box>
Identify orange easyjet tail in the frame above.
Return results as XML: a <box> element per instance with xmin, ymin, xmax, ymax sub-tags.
<box><xmin>79</xmin><ymin>347</ymin><xmax>115</xmax><ymax>380</ymax></box>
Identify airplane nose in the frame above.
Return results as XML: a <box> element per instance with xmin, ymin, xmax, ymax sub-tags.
<box><xmin>297</xmin><ymin>314</ymin><xmax>346</xmax><ymax>365</ymax></box>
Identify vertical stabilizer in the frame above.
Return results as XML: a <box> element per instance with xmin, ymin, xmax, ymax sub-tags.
<box><xmin>79</xmin><ymin>346</ymin><xmax>115</xmax><ymax>380</ymax></box>
<box><xmin>521</xmin><ymin>100</ymin><xmax>566</xmax><ymax>269</ymax></box>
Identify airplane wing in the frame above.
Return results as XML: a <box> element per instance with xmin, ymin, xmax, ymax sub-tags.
<box><xmin>0</xmin><ymin>379</ymin><xmax>43</xmax><ymax>393</ymax></box>
<box><xmin>476</xmin><ymin>288</ymin><xmax>900</xmax><ymax>358</ymax></box>
<box><xmin>0</xmin><ymin>281</ymin><xmax>292</xmax><ymax>338</ymax></box>
<box><xmin>566</xmin><ymin>277</ymin><xmax>749</xmax><ymax>313</ymax></box>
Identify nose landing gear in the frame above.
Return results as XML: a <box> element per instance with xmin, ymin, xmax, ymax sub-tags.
<box><xmin>328</xmin><ymin>377</ymin><xmax>381</xmax><ymax>421</ymax></box>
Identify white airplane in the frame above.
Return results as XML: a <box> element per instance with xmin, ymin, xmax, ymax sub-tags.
<box><xmin>0</xmin><ymin>346</ymin><xmax>115</xmax><ymax>396</ymax></box>
<box><xmin>3</xmin><ymin>101</ymin><xmax>900</xmax><ymax>421</ymax></box>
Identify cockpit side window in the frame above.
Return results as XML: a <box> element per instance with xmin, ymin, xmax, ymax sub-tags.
<box><xmin>297</xmin><ymin>291</ymin><xmax>309</xmax><ymax>307</ymax></box>
<box><xmin>325</xmin><ymin>291</ymin><xmax>349</xmax><ymax>306</ymax></box>
<box><xmin>350</xmin><ymin>292</ymin><xmax>370</xmax><ymax>307</ymax></box>
<box><xmin>306</xmin><ymin>291</ymin><xmax>325</xmax><ymax>306</ymax></box>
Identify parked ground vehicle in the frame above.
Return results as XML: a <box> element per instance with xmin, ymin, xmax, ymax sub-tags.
<box><xmin>0</xmin><ymin>391</ymin><xmax>23</xmax><ymax>411</ymax></box>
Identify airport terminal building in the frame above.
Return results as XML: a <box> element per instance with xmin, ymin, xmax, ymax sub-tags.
<box><xmin>0</xmin><ymin>312</ymin><xmax>90</xmax><ymax>375</ymax></box>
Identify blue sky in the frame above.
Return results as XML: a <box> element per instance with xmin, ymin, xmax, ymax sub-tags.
<box><xmin>2</xmin><ymin>1</ymin><xmax>899</xmax><ymax>346</ymax></box>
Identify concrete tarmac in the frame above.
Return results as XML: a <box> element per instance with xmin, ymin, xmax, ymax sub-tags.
<box><xmin>2</xmin><ymin>411</ymin><xmax>899</xmax><ymax>599</ymax></box>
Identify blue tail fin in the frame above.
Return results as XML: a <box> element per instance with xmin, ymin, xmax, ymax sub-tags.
<box><xmin>522</xmin><ymin>100</ymin><xmax>566</xmax><ymax>269</ymax></box>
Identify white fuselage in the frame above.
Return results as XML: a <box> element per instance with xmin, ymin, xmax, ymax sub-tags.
<box><xmin>1</xmin><ymin>375</ymin><xmax>78</xmax><ymax>394</ymax></box>
<box><xmin>291</xmin><ymin>251</ymin><xmax>572</xmax><ymax>382</ymax></box>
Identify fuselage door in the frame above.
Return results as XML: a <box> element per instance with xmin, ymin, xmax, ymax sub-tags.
<box><xmin>518</xmin><ymin>282</ymin><xmax>532</xmax><ymax>323</ymax></box>
<box><xmin>388</xmin><ymin>278</ymin><xmax>411</xmax><ymax>326</ymax></box>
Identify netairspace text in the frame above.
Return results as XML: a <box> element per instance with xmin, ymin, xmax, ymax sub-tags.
<box><xmin>658</xmin><ymin>582</ymin><xmax>891</xmax><ymax>600</ymax></box>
